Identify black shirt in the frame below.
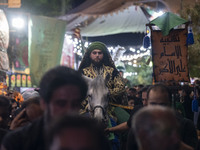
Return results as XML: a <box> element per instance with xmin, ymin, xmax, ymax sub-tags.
<box><xmin>2</xmin><ymin>117</ymin><xmax>45</xmax><ymax>150</ymax></box>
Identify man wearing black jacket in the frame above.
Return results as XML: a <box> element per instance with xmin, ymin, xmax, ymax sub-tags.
<box><xmin>107</xmin><ymin>84</ymin><xmax>198</xmax><ymax>150</ymax></box>
<box><xmin>1</xmin><ymin>66</ymin><xmax>88</xmax><ymax>150</ymax></box>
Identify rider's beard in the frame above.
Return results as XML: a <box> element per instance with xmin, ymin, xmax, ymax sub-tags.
<box><xmin>91</xmin><ymin>59</ymin><xmax>103</xmax><ymax>68</ymax></box>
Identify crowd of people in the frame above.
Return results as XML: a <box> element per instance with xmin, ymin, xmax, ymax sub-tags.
<box><xmin>0</xmin><ymin>41</ymin><xmax>199</xmax><ymax>150</ymax></box>
<box><xmin>110</xmin><ymin>83</ymin><xmax>200</xmax><ymax>150</ymax></box>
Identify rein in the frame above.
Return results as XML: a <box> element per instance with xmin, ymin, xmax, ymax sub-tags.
<box><xmin>109</xmin><ymin>102</ymin><xmax>134</xmax><ymax>110</ymax></box>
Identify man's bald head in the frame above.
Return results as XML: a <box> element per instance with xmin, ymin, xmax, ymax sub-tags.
<box><xmin>132</xmin><ymin>106</ymin><xmax>180</xmax><ymax>150</ymax></box>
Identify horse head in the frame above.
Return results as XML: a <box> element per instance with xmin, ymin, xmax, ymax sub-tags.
<box><xmin>83</xmin><ymin>75</ymin><xmax>109</xmax><ymax>128</ymax></box>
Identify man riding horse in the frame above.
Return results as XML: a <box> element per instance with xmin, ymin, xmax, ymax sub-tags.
<box><xmin>78</xmin><ymin>41</ymin><xmax>128</xmax><ymax>114</ymax></box>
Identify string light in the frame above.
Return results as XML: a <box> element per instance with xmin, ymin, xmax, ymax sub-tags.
<box><xmin>128</xmin><ymin>62</ymin><xmax>132</xmax><ymax>65</ymax></box>
<box><xmin>130</xmin><ymin>47</ymin><xmax>136</xmax><ymax>52</ymax></box>
<box><xmin>84</xmin><ymin>42</ymin><xmax>89</xmax><ymax>47</ymax></box>
<box><xmin>65</xmin><ymin>34</ymin><xmax>152</xmax><ymax>77</ymax></box>
<box><xmin>124</xmin><ymin>72</ymin><xmax>139</xmax><ymax>78</ymax></box>
<box><xmin>122</xmin><ymin>47</ymin><xmax>151</xmax><ymax>62</ymax></box>
<box><xmin>133</xmin><ymin>64</ymin><xmax>137</xmax><ymax>67</ymax></box>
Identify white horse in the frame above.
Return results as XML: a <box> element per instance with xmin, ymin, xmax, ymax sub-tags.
<box><xmin>83</xmin><ymin>75</ymin><xmax>110</xmax><ymax>128</ymax></box>
<box><xmin>83</xmin><ymin>75</ymin><xmax>122</xmax><ymax>150</ymax></box>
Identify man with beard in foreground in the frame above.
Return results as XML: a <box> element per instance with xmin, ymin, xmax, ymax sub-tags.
<box><xmin>1</xmin><ymin>66</ymin><xmax>88</xmax><ymax>150</ymax></box>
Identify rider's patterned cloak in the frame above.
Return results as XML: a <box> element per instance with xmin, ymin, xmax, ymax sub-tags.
<box><xmin>82</xmin><ymin>64</ymin><xmax>126</xmax><ymax>104</ymax></box>
<box><xmin>78</xmin><ymin>42</ymin><xmax>128</xmax><ymax>111</ymax></box>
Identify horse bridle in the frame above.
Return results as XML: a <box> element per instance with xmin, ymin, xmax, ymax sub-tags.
<box><xmin>93</xmin><ymin>105</ymin><xmax>106</xmax><ymax>116</ymax></box>
<box><xmin>89</xmin><ymin>104</ymin><xmax>108</xmax><ymax>125</ymax></box>
<box><xmin>87</xmin><ymin>92</ymin><xmax>110</xmax><ymax>127</ymax></box>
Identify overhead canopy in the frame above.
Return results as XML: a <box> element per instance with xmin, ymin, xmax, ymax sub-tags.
<box><xmin>67</xmin><ymin>0</ymin><xmax>196</xmax><ymax>16</ymax></box>
<box><xmin>59</xmin><ymin>0</ymin><xmax>196</xmax><ymax>37</ymax></box>
<box><xmin>67</xmin><ymin>0</ymin><xmax>170</xmax><ymax>15</ymax></box>
<box><xmin>59</xmin><ymin>5</ymin><xmax>149</xmax><ymax>37</ymax></box>
<box><xmin>81</xmin><ymin>6</ymin><xmax>149</xmax><ymax>37</ymax></box>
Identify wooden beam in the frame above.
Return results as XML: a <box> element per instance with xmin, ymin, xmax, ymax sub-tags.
<box><xmin>0</xmin><ymin>3</ymin><xmax>8</xmax><ymax>5</ymax></box>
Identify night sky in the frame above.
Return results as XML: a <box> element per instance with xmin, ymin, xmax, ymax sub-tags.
<box><xmin>71</xmin><ymin>0</ymin><xmax>87</xmax><ymax>9</ymax></box>
<box><xmin>85</xmin><ymin>32</ymin><xmax>145</xmax><ymax>48</ymax></box>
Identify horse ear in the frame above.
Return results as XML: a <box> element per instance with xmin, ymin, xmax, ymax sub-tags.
<box><xmin>82</xmin><ymin>75</ymin><xmax>92</xmax><ymax>85</ymax></box>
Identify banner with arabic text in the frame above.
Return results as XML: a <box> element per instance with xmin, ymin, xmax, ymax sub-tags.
<box><xmin>152</xmin><ymin>29</ymin><xmax>189</xmax><ymax>82</ymax></box>
<box><xmin>28</xmin><ymin>15</ymin><xmax>66</xmax><ymax>86</ymax></box>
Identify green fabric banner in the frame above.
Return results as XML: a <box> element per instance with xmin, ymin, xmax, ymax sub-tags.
<box><xmin>150</xmin><ymin>12</ymin><xmax>187</xmax><ymax>36</ymax></box>
<box><xmin>28</xmin><ymin>15</ymin><xmax>66</xmax><ymax>86</ymax></box>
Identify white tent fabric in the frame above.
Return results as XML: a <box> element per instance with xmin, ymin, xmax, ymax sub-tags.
<box><xmin>59</xmin><ymin>0</ymin><xmax>196</xmax><ymax>37</ymax></box>
<box><xmin>65</xmin><ymin>15</ymin><xmax>89</xmax><ymax>33</ymax></box>
<box><xmin>80</xmin><ymin>6</ymin><xmax>149</xmax><ymax>37</ymax></box>
<box><xmin>59</xmin><ymin>5</ymin><xmax>149</xmax><ymax>37</ymax></box>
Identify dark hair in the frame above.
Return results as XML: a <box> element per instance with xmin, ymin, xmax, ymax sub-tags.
<box><xmin>129</xmin><ymin>88</ymin><xmax>137</xmax><ymax>92</ymax></box>
<box><xmin>137</xmin><ymin>84</ymin><xmax>144</xmax><ymax>89</ymax></box>
<box><xmin>147</xmin><ymin>84</ymin><xmax>172</xmax><ymax>102</ymax></box>
<box><xmin>47</xmin><ymin>114</ymin><xmax>110</xmax><ymax>150</ymax></box>
<box><xmin>196</xmin><ymin>86</ymin><xmax>200</xmax><ymax>95</ymax></box>
<box><xmin>0</xmin><ymin>96</ymin><xmax>10</xmax><ymax>108</ymax></box>
<box><xmin>181</xmin><ymin>85</ymin><xmax>192</xmax><ymax>96</ymax></box>
<box><xmin>39</xmin><ymin>66</ymin><xmax>88</xmax><ymax>103</ymax></box>
<box><xmin>138</xmin><ymin>85</ymin><xmax>150</xmax><ymax>95</ymax></box>
<box><xmin>21</xmin><ymin>96</ymin><xmax>40</xmax><ymax>109</ymax></box>
<box><xmin>194</xmin><ymin>80</ymin><xmax>200</xmax><ymax>86</ymax></box>
<box><xmin>0</xmin><ymin>95</ymin><xmax>11</xmax><ymax>119</ymax></box>
<box><xmin>9</xmin><ymin>98</ymin><xmax>16</xmax><ymax>103</ymax></box>
<box><xmin>128</xmin><ymin>96</ymin><xmax>135</xmax><ymax>101</ymax></box>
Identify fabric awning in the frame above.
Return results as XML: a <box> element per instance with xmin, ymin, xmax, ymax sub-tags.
<box><xmin>59</xmin><ymin>5</ymin><xmax>149</xmax><ymax>37</ymax></box>
<box><xmin>80</xmin><ymin>6</ymin><xmax>149</xmax><ymax>37</ymax></box>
